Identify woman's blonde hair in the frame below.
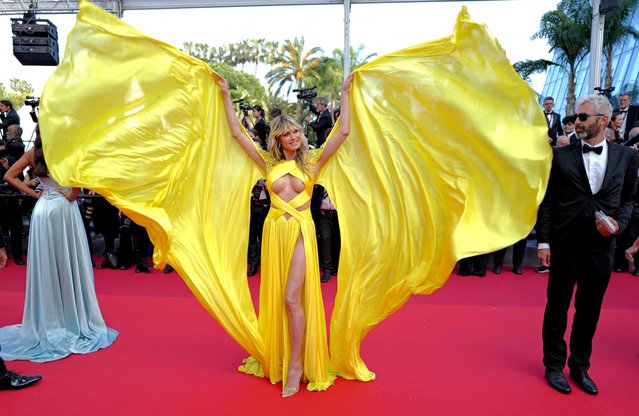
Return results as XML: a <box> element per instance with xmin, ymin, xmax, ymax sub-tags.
<box><xmin>267</xmin><ymin>115</ymin><xmax>312</xmax><ymax>176</ymax></box>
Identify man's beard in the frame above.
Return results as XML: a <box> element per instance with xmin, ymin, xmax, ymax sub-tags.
<box><xmin>577</xmin><ymin>122</ymin><xmax>602</xmax><ymax>141</ymax></box>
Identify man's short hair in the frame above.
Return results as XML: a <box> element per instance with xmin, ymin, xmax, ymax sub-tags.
<box><xmin>8</xmin><ymin>125</ymin><xmax>23</xmax><ymax>137</ymax></box>
<box><xmin>0</xmin><ymin>100</ymin><xmax>13</xmax><ymax>109</ymax></box>
<box><xmin>562</xmin><ymin>114</ymin><xmax>577</xmax><ymax>125</ymax></box>
<box><xmin>317</xmin><ymin>97</ymin><xmax>329</xmax><ymax>107</ymax></box>
<box><xmin>620</xmin><ymin>92</ymin><xmax>632</xmax><ymax>99</ymax></box>
<box><xmin>577</xmin><ymin>94</ymin><xmax>613</xmax><ymax>119</ymax></box>
<box><xmin>543</xmin><ymin>96</ymin><xmax>554</xmax><ymax>102</ymax></box>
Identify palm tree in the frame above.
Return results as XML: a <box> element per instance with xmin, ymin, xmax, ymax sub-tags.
<box><xmin>265</xmin><ymin>37</ymin><xmax>323</xmax><ymax>100</ymax></box>
<box><xmin>599</xmin><ymin>0</ymin><xmax>639</xmax><ymax>89</ymax></box>
<box><xmin>530</xmin><ymin>0</ymin><xmax>591</xmax><ymax>114</ymax></box>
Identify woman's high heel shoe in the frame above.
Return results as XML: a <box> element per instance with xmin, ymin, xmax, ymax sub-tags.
<box><xmin>281</xmin><ymin>367</ymin><xmax>303</xmax><ymax>398</ymax></box>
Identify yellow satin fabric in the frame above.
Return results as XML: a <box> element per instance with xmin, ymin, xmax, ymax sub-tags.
<box><xmin>40</xmin><ymin>0</ymin><xmax>550</xmax><ymax>386</ymax></box>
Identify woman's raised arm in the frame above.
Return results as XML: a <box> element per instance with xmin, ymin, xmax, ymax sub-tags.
<box><xmin>215</xmin><ymin>75</ymin><xmax>265</xmax><ymax>170</ymax></box>
<box><xmin>317</xmin><ymin>75</ymin><xmax>352</xmax><ymax>169</ymax></box>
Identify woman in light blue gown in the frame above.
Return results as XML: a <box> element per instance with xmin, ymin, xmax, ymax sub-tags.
<box><xmin>0</xmin><ymin>128</ymin><xmax>117</xmax><ymax>362</ymax></box>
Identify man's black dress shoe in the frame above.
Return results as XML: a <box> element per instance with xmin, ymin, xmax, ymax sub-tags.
<box><xmin>135</xmin><ymin>263</ymin><xmax>151</xmax><ymax>273</ymax></box>
<box><xmin>457</xmin><ymin>270</ymin><xmax>470</xmax><ymax>277</ymax></box>
<box><xmin>545</xmin><ymin>369</ymin><xmax>571</xmax><ymax>394</ymax></box>
<box><xmin>493</xmin><ymin>265</ymin><xmax>502</xmax><ymax>274</ymax></box>
<box><xmin>13</xmin><ymin>257</ymin><xmax>25</xmax><ymax>266</ymax></box>
<box><xmin>97</xmin><ymin>260</ymin><xmax>109</xmax><ymax>269</ymax></box>
<box><xmin>164</xmin><ymin>265</ymin><xmax>174</xmax><ymax>274</ymax></box>
<box><xmin>321</xmin><ymin>272</ymin><xmax>332</xmax><ymax>283</ymax></box>
<box><xmin>614</xmin><ymin>267</ymin><xmax>628</xmax><ymax>273</ymax></box>
<box><xmin>569</xmin><ymin>370</ymin><xmax>598</xmax><ymax>395</ymax></box>
<box><xmin>513</xmin><ymin>265</ymin><xmax>523</xmax><ymax>275</ymax></box>
<box><xmin>0</xmin><ymin>371</ymin><xmax>42</xmax><ymax>390</ymax></box>
<box><xmin>247</xmin><ymin>263</ymin><xmax>258</xmax><ymax>277</ymax></box>
<box><xmin>472</xmin><ymin>271</ymin><xmax>486</xmax><ymax>278</ymax></box>
<box><xmin>633</xmin><ymin>268</ymin><xmax>639</xmax><ymax>276</ymax></box>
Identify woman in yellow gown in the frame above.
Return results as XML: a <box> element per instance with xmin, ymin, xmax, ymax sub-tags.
<box><xmin>216</xmin><ymin>76</ymin><xmax>351</xmax><ymax>397</ymax></box>
<box><xmin>40</xmin><ymin>0</ymin><xmax>551</xmax><ymax>396</ymax></box>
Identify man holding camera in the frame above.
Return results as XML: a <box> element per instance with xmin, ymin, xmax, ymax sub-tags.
<box><xmin>0</xmin><ymin>140</ymin><xmax>25</xmax><ymax>265</ymax></box>
<box><xmin>243</xmin><ymin>105</ymin><xmax>268</xmax><ymax>150</ymax></box>
<box><xmin>305</xmin><ymin>97</ymin><xmax>333</xmax><ymax>148</ymax></box>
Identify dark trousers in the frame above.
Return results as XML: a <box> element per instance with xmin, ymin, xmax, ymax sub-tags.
<box><xmin>119</xmin><ymin>222</ymin><xmax>151</xmax><ymax>267</ymax></box>
<box><xmin>318</xmin><ymin>210</ymin><xmax>341</xmax><ymax>275</ymax></box>
<box><xmin>92</xmin><ymin>199</ymin><xmax>119</xmax><ymax>259</ymax></box>
<box><xmin>0</xmin><ymin>197</ymin><xmax>23</xmax><ymax>259</ymax></box>
<box><xmin>458</xmin><ymin>254</ymin><xmax>487</xmax><ymax>274</ymax></box>
<box><xmin>247</xmin><ymin>201</ymin><xmax>269</xmax><ymax>266</ymax></box>
<box><xmin>542</xmin><ymin>249</ymin><xmax>612</xmax><ymax>372</ymax></box>
<box><xmin>493</xmin><ymin>237</ymin><xmax>527</xmax><ymax>267</ymax></box>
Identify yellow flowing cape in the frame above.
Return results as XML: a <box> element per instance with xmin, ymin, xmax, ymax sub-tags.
<box><xmin>40</xmin><ymin>0</ymin><xmax>551</xmax><ymax>382</ymax></box>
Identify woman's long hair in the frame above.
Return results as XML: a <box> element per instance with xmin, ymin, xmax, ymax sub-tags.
<box><xmin>32</xmin><ymin>125</ymin><xmax>48</xmax><ymax>177</ymax></box>
<box><xmin>267</xmin><ymin>115</ymin><xmax>312</xmax><ymax>177</ymax></box>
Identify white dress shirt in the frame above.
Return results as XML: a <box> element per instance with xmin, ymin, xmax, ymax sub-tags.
<box><xmin>538</xmin><ymin>138</ymin><xmax>608</xmax><ymax>250</ymax></box>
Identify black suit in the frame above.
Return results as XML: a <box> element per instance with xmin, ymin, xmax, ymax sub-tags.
<box><xmin>617</xmin><ymin>105</ymin><xmax>639</xmax><ymax>142</ymax></box>
<box><xmin>0</xmin><ymin>109</ymin><xmax>20</xmax><ymax>138</ymax></box>
<box><xmin>545</xmin><ymin>111</ymin><xmax>564</xmax><ymax>146</ymax></box>
<box><xmin>309</xmin><ymin>107</ymin><xmax>333</xmax><ymax>147</ymax></box>
<box><xmin>537</xmin><ymin>141</ymin><xmax>638</xmax><ymax>372</ymax></box>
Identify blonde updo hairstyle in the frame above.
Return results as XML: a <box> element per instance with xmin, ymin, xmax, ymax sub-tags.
<box><xmin>267</xmin><ymin>115</ymin><xmax>312</xmax><ymax>176</ymax></box>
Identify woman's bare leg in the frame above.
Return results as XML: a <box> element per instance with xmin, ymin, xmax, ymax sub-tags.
<box><xmin>282</xmin><ymin>233</ymin><xmax>306</xmax><ymax>397</ymax></box>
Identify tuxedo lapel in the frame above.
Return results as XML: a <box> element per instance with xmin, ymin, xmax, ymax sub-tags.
<box><xmin>601</xmin><ymin>143</ymin><xmax>620</xmax><ymax>190</ymax></box>
<box><xmin>570</xmin><ymin>143</ymin><xmax>591</xmax><ymax>192</ymax></box>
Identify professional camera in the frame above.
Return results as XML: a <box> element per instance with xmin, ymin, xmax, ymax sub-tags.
<box><xmin>25</xmin><ymin>96</ymin><xmax>40</xmax><ymax>107</ymax></box>
<box><xmin>293</xmin><ymin>86</ymin><xmax>317</xmax><ymax>108</ymax></box>
<box><xmin>595</xmin><ymin>87</ymin><xmax>615</xmax><ymax>99</ymax></box>
<box><xmin>25</xmin><ymin>95</ymin><xmax>40</xmax><ymax>123</ymax></box>
<box><xmin>233</xmin><ymin>98</ymin><xmax>253</xmax><ymax>117</ymax></box>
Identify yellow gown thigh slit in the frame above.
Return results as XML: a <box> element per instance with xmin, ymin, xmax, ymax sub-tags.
<box><xmin>239</xmin><ymin>158</ymin><xmax>335</xmax><ymax>392</ymax></box>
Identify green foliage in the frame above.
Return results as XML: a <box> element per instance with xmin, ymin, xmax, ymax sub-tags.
<box><xmin>184</xmin><ymin>37</ymin><xmax>375</xmax><ymax>114</ymax></box>
<box><xmin>0</xmin><ymin>78</ymin><xmax>35</xmax><ymax>110</ymax></box>
<box><xmin>513</xmin><ymin>59</ymin><xmax>558</xmax><ymax>82</ymax></box>
<box><xmin>531</xmin><ymin>0</ymin><xmax>591</xmax><ymax>114</ymax></box>
<box><xmin>211</xmin><ymin>62</ymin><xmax>268</xmax><ymax>112</ymax></box>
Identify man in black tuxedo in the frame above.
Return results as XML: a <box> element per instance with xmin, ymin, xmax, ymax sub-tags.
<box><xmin>0</xmin><ymin>231</ymin><xmax>42</xmax><ymax>390</ymax></box>
<box><xmin>616</xmin><ymin>92</ymin><xmax>639</xmax><ymax>142</ymax></box>
<box><xmin>543</xmin><ymin>96</ymin><xmax>564</xmax><ymax>146</ymax></box>
<box><xmin>0</xmin><ymin>100</ymin><xmax>20</xmax><ymax>140</ymax></box>
<box><xmin>306</xmin><ymin>97</ymin><xmax>333</xmax><ymax>147</ymax></box>
<box><xmin>537</xmin><ymin>94</ymin><xmax>638</xmax><ymax>395</ymax></box>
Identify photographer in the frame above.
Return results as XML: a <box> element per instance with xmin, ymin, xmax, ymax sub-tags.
<box><xmin>305</xmin><ymin>96</ymin><xmax>333</xmax><ymax>147</ymax></box>
<box><xmin>0</xmin><ymin>141</ymin><xmax>25</xmax><ymax>265</ymax></box>
<box><xmin>0</xmin><ymin>100</ymin><xmax>20</xmax><ymax>140</ymax></box>
<box><xmin>243</xmin><ymin>105</ymin><xmax>268</xmax><ymax>150</ymax></box>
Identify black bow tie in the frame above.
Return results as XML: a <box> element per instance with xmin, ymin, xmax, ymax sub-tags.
<box><xmin>619</xmin><ymin>109</ymin><xmax>628</xmax><ymax>113</ymax></box>
<box><xmin>582</xmin><ymin>145</ymin><xmax>603</xmax><ymax>155</ymax></box>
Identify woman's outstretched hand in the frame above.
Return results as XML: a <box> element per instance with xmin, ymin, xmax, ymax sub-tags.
<box><xmin>215</xmin><ymin>75</ymin><xmax>230</xmax><ymax>96</ymax></box>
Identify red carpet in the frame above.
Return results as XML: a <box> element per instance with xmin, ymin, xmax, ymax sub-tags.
<box><xmin>2</xmin><ymin>263</ymin><xmax>639</xmax><ymax>415</ymax></box>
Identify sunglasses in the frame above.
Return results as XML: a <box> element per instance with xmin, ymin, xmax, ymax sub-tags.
<box><xmin>577</xmin><ymin>113</ymin><xmax>605</xmax><ymax>121</ymax></box>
